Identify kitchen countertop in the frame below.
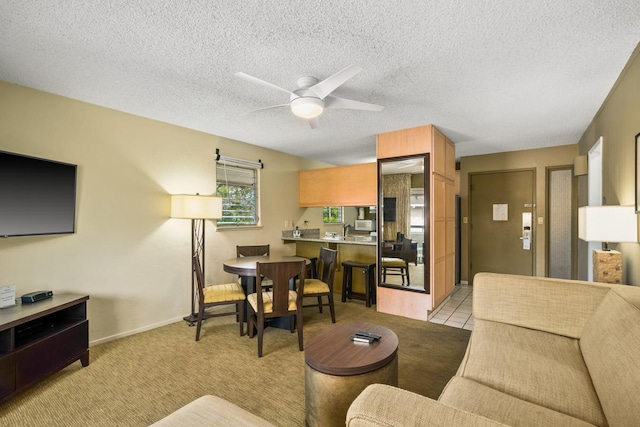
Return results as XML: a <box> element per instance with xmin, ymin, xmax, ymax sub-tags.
<box><xmin>282</xmin><ymin>237</ymin><xmax>376</xmax><ymax>246</ymax></box>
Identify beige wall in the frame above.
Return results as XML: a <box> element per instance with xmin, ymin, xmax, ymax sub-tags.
<box><xmin>459</xmin><ymin>144</ymin><xmax>578</xmax><ymax>282</ymax></box>
<box><xmin>577</xmin><ymin>43</ymin><xmax>640</xmax><ymax>285</ymax></box>
<box><xmin>0</xmin><ymin>82</ymin><xmax>327</xmax><ymax>344</ymax></box>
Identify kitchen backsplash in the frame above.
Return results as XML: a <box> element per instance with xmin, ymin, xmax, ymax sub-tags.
<box><xmin>281</xmin><ymin>228</ymin><xmax>320</xmax><ymax>239</ymax></box>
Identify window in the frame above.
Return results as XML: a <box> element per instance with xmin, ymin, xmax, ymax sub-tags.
<box><xmin>216</xmin><ymin>163</ymin><xmax>260</xmax><ymax>226</ymax></box>
<box><xmin>322</xmin><ymin>207</ymin><xmax>343</xmax><ymax>223</ymax></box>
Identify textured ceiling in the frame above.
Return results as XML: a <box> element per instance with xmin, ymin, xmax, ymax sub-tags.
<box><xmin>1</xmin><ymin>1</ymin><xmax>639</xmax><ymax>165</ymax></box>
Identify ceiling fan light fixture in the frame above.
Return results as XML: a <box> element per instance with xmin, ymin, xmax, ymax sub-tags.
<box><xmin>291</xmin><ymin>97</ymin><xmax>324</xmax><ymax>119</ymax></box>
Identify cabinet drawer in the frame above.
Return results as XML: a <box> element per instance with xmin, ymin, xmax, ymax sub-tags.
<box><xmin>15</xmin><ymin>320</ymin><xmax>88</xmax><ymax>389</ymax></box>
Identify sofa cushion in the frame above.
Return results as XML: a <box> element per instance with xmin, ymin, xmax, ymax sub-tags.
<box><xmin>473</xmin><ymin>273</ymin><xmax>610</xmax><ymax>338</ymax></box>
<box><xmin>580</xmin><ymin>289</ymin><xmax>640</xmax><ymax>427</ymax></box>
<box><xmin>439</xmin><ymin>376</ymin><xmax>595</xmax><ymax>427</ymax></box>
<box><xmin>457</xmin><ymin>319</ymin><xmax>605</xmax><ymax>426</ymax></box>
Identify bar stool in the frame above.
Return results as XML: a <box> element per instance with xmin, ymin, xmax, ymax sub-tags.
<box><xmin>341</xmin><ymin>261</ymin><xmax>376</xmax><ymax>307</ymax></box>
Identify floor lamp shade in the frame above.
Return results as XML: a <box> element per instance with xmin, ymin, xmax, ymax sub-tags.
<box><xmin>171</xmin><ymin>195</ymin><xmax>223</xmax><ymax>220</ymax></box>
<box><xmin>578</xmin><ymin>205</ymin><xmax>637</xmax><ymax>244</ymax></box>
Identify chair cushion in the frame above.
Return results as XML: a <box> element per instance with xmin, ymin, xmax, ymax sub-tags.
<box><xmin>302</xmin><ymin>278</ymin><xmax>330</xmax><ymax>295</ymax></box>
<box><xmin>259</xmin><ymin>278</ymin><xmax>273</xmax><ymax>287</ymax></box>
<box><xmin>247</xmin><ymin>291</ymin><xmax>298</xmax><ymax>313</ymax></box>
<box><xmin>203</xmin><ymin>283</ymin><xmax>246</xmax><ymax>303</ymax></box>
<box><xmin>381</xmin><ymin>257</ymin><xmax>405</xmax><ymax>267</ymax></box>
<box><xmin>237</xmin><ymin>277</ymin><xmax>273</xmax><ymax>287</ymax></box>
<box><xmin>457</xmin><ymin>319</ymin><xmax>605</xmax><ymax>426</ymax></box>
<box><xmin>439</xmin><ymin>376</ymin><xmax>595</xmax><ymax>427</ymax></box>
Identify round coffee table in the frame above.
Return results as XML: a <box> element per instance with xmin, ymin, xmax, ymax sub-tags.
<box><xmin>305</xmin><ymin>322</ymin><xmax>399</xmax><ymax>427</ymax></box>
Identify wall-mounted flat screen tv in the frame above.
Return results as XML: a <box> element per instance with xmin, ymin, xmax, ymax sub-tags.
<box><xmin>383</xmin><ymin>197</ymin><xmax>396</xmax><ymax>222</ymax></box>
<box><xmin>0</xmin><ymin>151</ymin><xmax>77</xmax><ymax>238</ymax></box>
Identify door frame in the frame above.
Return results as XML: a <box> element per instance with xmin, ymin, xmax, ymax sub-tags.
<box><xmin>585</xmin><ymin>137</ymin><xmax>603</xmax><ymax>281</ymax></box>
<box><xmin>468</xmin><ymin>167</ymin><xmax>537</xmax><ymax>282</ymax></box>
<box><xmin>545</xmin><ymin>165</ymin><xmax>577</xmax><ymax>278</ymax></box>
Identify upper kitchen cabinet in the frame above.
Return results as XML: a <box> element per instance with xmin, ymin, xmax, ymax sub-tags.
<box><xmin>299</xmin><ymin>163</ymin><xmax>377</xmax><ymax>207</ymax></box>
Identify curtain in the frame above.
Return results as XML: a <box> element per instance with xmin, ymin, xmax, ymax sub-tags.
<box><xmin>382</xmin><ymin>174</ymin><xmax>411</xmax><ymax>241</ymax></box>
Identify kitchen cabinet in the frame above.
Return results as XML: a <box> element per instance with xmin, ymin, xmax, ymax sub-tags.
<box><xmin>282</xmin><ymin>238</ymin><xmax>376</xmax><ymax>296</ymax></box>
<box><xmin>298</xmin><ymin>163</ymin><xmax>376</xmax><ymax>207</ymax></box>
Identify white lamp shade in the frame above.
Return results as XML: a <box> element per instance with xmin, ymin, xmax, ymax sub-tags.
<box><xmin>578</xmin><ymin>205</ymin><xmax>638</xmax><ymax>243</ymax></box>
<box><xmin>171</xmin><ymin>195</ymin><xmax>223</xmax><ymax>219</ymax></box>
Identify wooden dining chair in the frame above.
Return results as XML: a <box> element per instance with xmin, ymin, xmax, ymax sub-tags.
<box><xmin>301</xmin><ymin>247</ymin><xmax>337</xmax><ymax>322</ymax></box>
<box><xmin>381</xmin><ymin>237</ymin><xmax>412</xmax><ymax>285</ymax></box>
<box><xmin>236</xmin><ymin>244</ymin><xmax>272</xmax><ymax>288</ymax></box>
<box><xmin>247</xmin><ymin>260</ymin><xmax>306</xmax><ymax>357</ymax></box>
<box><xmin>236</xmin><ymin>244</ymin><xmax>270</xmax><ymax>257</ymax></box>
<box><xmin>193</xmin><ymin>255</ymin><xmax>246</xmax><ymax>341</ymax></box>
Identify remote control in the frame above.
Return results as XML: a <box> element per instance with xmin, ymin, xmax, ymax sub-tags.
<box><xmin>350</xmin><ymin>335</ymin><xmax>374</xmax><ymax>344</ymax></box>
<box><xmin>354</xmin><ymin>331</ymin><xmax>382</xmax><ymax>340</ymax></box>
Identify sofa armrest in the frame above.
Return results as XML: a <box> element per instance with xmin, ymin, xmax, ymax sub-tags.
<box><xmin>346</xmin><ymin>384</ymin><xmax>507</xmax><ymax>427</ymax></box>
<box><xmin>150</xmin><ymin>395</ymin><xmax>276</xmax><ymax>427</ymax></box>
<box><xmin>473</xmin><ymin>272</ymin><xmax>611</xmax><ymax>338</ymax></box>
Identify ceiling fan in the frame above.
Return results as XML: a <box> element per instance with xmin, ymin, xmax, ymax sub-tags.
<box><xmin>398</xmin><ymin>158</ymin><xmax>424</xmax><ymax>169</ymax></box>
<box><xmin>235</xmin><ymin>65</ymin><xmax>384</xmax><ymax>128</ymax></box>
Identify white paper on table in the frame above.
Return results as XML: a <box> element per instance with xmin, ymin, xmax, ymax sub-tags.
<box><xmin>0</xmin><ymin>285</ymin><xmax>16</xmax><ymax>308</ymax></box>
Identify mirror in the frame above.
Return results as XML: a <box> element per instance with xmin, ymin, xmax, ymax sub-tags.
<box><xmin>378</xmin><ymin>155</ymin><xmax>430</xmax><ymax>293</ymax></box>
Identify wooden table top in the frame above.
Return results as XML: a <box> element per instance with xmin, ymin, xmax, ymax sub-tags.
<box><xmin>305</xmin><ymin>322</ymin><xmax>398</xmax><ymax>376</ymax></box>
<box><xmin>223</xmin><ymin>255</ymin><xmax>310</xmax><ymax>276</ymax></box>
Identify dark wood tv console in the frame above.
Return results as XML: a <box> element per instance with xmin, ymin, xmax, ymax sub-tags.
<box><xmin>0</xmin><ymin>294</ymin><xmax>89</xmax><ymax>403</ymax></box>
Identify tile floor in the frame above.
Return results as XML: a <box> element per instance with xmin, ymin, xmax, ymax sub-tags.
<box><xmin>428</xmin><ymin>284</ymin><xmax>474</xmax><ymax>330</ymax></box>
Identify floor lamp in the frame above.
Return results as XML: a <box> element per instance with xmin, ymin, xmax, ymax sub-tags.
<box><xmin>578</xmin><ymin>205</ymin><xmax>638</xmax><ymax>284</ymax></box>
<box><xmin>171</xmin><ymin>194</ymin><xmax>223</xmax><ymax>324</ymax></box>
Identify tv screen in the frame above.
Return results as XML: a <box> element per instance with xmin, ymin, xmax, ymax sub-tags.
<box><xmin>0</xmin><ymin>151</ymin><xmax>77</xmax><ymax>238</ymax></box>
<box><xmin>383</xmin><ymin>197</ymin><xmax>396</xmax><ymax>222</ymax></box>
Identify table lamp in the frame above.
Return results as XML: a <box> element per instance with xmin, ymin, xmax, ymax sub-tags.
<box><xmin>171</xmin><ymin>194</ymin><xmax>223</xmax><ymax>323</ymax></box>
<box><xmin>578</xmin><ymin>205</ymin><xmax>637</xmax><ymax>284</ymax></box>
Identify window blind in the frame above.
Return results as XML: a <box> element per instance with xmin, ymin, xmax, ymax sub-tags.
<box><xmin>216</xmin><ymin>163</ymin><xmax>259</xmax><ymax>226</ymax></box>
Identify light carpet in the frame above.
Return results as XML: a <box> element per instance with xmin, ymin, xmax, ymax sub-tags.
<box><xmin>0</xmin><ymin>298</ymin><xmax>471</xmax><ymax>426</ymax></box>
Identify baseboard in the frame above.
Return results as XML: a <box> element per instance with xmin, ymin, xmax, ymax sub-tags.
<box><xmin>89</xmin><ymin>316</ymin><xmax>184</xmax><ymax>346</ymax></box>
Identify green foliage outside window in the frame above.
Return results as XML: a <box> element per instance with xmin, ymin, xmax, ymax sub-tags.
<box><xmin>323</xmin><ymin>207</ymin><xmax>343</xmax><ymax>223</ymax></box>
<box><xmin>216</xmin><ymin>184</ymin><xmax>257</xmax><ymax>225</ymax></box>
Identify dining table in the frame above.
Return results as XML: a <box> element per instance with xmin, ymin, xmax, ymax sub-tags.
<box><xmin>223</xmin><ymin>254</ymin><xmax>310</xmax><ymax>330</ymax></box>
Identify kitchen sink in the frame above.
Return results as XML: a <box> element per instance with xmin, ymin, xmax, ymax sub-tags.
<box><xmin>323</xmin><ymin>235</ymin><xmax>373</xmax><ymax>242</ymax></box>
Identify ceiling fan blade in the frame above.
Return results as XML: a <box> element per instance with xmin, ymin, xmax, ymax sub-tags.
<box><xmin>309</xmin><ymin>65</ymin><xmax>363</xmax><ymax>99</ymax></box>
<box><xmin>235</xmin><ymin>72</ymin><xmax>293</xmax><ymax>95</ymax></box>
<box><xmin>324</xmin><ymin>95</ymin><xmax>384</xmax><ymax>112</ymax></box>
<box><xmin>398</xmin><ymin>162</ymin><xmax>417</xmax><ymax>169</ymax></box>
<box><xmin>240</xmin><ymin>104</ymin><xmax>290</xmax><ymax>116</ymax></box>
<box><xmin>308</xmin><ymin>117</ymin><xmax>319</xmax><ymax>129</ymax></box>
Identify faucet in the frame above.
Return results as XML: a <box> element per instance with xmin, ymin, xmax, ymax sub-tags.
<box><xmin>343</xmin><ymin>224</ymin><xmax>350</xmax><ymax>237</ymax></box>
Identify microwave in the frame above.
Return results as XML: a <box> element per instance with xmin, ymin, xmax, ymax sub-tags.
<box><xmin>354</xmin><ymin>219</ymin><xmax>376</xmax><ymax>231</ymax></box>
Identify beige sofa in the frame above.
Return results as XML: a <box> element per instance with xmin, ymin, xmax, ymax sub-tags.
<box><xmin>347</xmin><ymin>272</ymin><xmax>640</xmax><ymax>427</ymax></box>
<box><xmin>153</xmin><ymin>272</ymin><xmax>640</xmax><ymax>426</ymax></box>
